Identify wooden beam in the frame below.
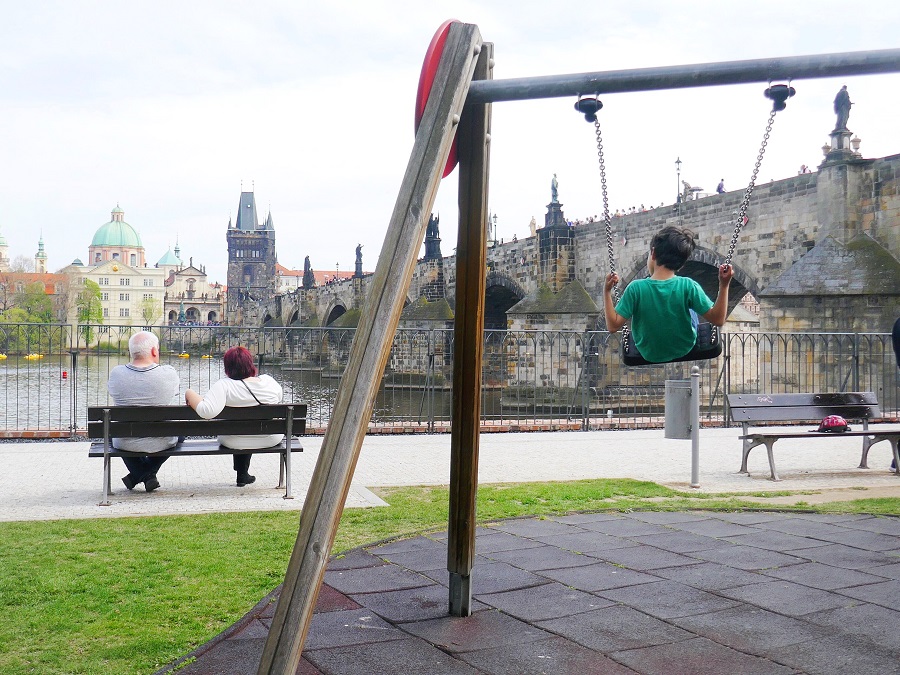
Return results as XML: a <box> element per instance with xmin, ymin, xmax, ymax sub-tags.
<box><xmin>448</xmin><ymin>41</ymin><xmax>493</xmax><ymax>617</ymax></box>
<box><xmin>256</xmin><ymin>23</ymin><xmax>483</xmax><ymax>675</ymax></box>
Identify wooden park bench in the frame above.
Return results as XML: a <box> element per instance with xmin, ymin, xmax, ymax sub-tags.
<box><xmin>726</xmin><ymin>392</ymin><xmax>900</xmax><ymax>481</ymax></box>
<box><xmin>88</xmin><ymin>403</ymin><xmax>306</xmax><ymax>505</ymax></box>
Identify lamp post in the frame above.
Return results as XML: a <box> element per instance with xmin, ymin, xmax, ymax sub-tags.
<box><xmin>675</xmin><ymin>156</ymin><xmax>682</xmax><ymax>204</ymax></box>
<box><xmin>492</xmin><ymin>213</ymin><xmax>498</xmax><ymax>246</ymax></box>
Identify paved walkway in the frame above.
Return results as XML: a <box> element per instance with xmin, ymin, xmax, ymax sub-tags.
<box><xmin>4</xmin><ymin>428</ymin><xmax>900</xmax><ymax>674</ymax></box>
<box><xmin>4</xmin><ymin>427</ymin><xmax>900</xmax><ymax>521</ymax></box>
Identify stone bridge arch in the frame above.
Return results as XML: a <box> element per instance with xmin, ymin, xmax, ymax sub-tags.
<box><xmin>323</xmin><ymin>300</ymin><xmax>348</xmax><ymax>326</ymax></box>
<box><xmin>484</xmin><ymin>271</ymin><xmax>526</xmax><ymax>329</ymax></box>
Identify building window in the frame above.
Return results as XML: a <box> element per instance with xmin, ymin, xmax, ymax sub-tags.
<box><xmin>94</xmin><ymin>253</ymin><xmax>101</xmax><ymax>263</ymax></box>
<box><xmin>119</xmin><ymin>308</ymin><xmax>129</xmax><ymax>317</ymax></box>
<box><xmin>143</xmin><ymin>278</ymin><xmax>153</xmax><ymax>287</ymax></box>
<box><xmin>98</xmin><ymin>277</ymin><xmax>109</xmax><ymax>285</ymax></box>
<box><xmin>143</xmin><ymin>293</ymin><xmax>153</xmax><ymax>300</ymax></box>
<box><xmin>130</xmin><ymin>254</ymin><xmax>137</xmax><ymax>266</ymax></box>
<box><xmin>103</xmin><ymin>308</ymin><xmax>109</xmax><ymax>317</ymax></box>
<box><xmin>101</xmin><ymin>293</ymin><xmax>109</xmax><ymax>301</ymax></box>
<box><xmin>120</xmin><ymin>278</ymin><xmax>130</xmax><ymax>286</ymax></box>
<box><xmin>119</xmin><ymin>293</ymin><xmax>130</xmax><ymax>301</ymax></box>
<box><xmin>112</xmin><ymin>253</ymin><xmax>120</xmax><ymax>260</ymax></box>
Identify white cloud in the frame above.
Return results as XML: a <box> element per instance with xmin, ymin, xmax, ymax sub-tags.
<box><xmin>1</xmin><ymin>0</ymin><xmax>899</xmax><ymax>286</ymax></box>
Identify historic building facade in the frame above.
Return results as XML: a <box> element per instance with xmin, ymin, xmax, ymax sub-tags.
<box><xmin>53</xmin><ymin>206</ymin><xmax>222</xmax><ymax>327</ymax></box>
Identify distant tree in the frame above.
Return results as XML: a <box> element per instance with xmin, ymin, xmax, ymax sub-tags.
<box><xmin>10</xmin><ymin>256</ymin><xmax>34</xmax><ymax>273</ymax></box>
<box><xmin>0</xmin><ymin>275</ymin><xmax>12</xmax><ymax>312</ymax></box>
<box><xmin>140</xmin><ymin>296</ymin><xmax>162</xmax><ymax>326</ymax></box>
<box><xmin>74</xmin><ymin>279</ymin><xmax>103</xmax><ymax>343</ymax></box>
<box><xmin>14</xmin><ymin>281</ymin><xmax>53</xmax><ymax>322</ymax></box>
<box><xmin>76</xmin><ymin>279</ymin><xmax>103</xmax><ymax>324</ymax></box>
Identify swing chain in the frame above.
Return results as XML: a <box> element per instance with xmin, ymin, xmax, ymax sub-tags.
<box><xmin>725</xmin><ymin>107</ymin><xmax>778</xmax><ymax>267</ymax></box>
<box><xmin>593</xmin><ymin>117</ymin><xmax>621</xmax><ymax>304</ymax></box>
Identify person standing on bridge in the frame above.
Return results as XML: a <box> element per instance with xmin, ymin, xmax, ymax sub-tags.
<box><xmin>603</xmin><ymin>225</ymin><xmax>733</xmax><ymax>363</ymax></box>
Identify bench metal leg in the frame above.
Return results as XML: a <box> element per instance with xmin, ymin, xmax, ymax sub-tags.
<box><xmin>100</xmin><ymin>451</ymin><xmax>112</xmax><ymax>506</ymax></box>
<box><xmin>100</xmin><ymin>411</ymin><xmax>112</xmax><ymax>506</ymax></box>
<box><xmin>763</xmin><ymin>439</ymin><xmax>780</xmax><ymax>481</ymax></box>
<box><xmin>739</xmin><ymin>438</ymin><xmax>762</xmax><ymax>474</ymax></box>
<box><xmin>277</xmin><ymin>453</ymin><xmax>286</xmax><ymax>490</ymax></box>
<box><xmin>859</xmin><ymin>420</ymin><xmax>873</xmax><ymax>468</ymax></box>
<box><xmin>891</xmin><ymin>437</ymin><xmax>900</xmax><ymax>476</ymax></box>
<box><xmin>283</xmin><ymin>448</ymin><xmax>293</xmax><ymax>499</ymax></box>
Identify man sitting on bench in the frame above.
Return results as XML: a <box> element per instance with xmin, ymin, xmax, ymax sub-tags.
<box><xmin>107</xmin><ymin>331</ymin><xmax>181</xmax><ymax>493</ymax></box>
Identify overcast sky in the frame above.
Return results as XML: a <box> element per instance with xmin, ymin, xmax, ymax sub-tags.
<box><xmin>2</xmin><ymin>0</ymin><xmax>899</xmax><ymax>285</ymax></box>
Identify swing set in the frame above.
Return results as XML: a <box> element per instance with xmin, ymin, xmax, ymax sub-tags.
<box><xmin>576</xmin><ymin>83</ymin><xmax>794</xmax><ymax>366</ymax></box>
<box><xmin>257</xmin><ymin>22</ymin><xmax>900</xmax><ymax>673</ymax></box>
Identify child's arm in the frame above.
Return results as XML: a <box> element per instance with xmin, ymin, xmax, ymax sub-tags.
<box><xmin>603</xmin><ymin>272</ymin><xmax>627</xmax><ymax>333</ymax></box>
<box><xmin>702</xmin><ymin>264</ymin><xmax>734</xmax><ymax>326</ymax></box>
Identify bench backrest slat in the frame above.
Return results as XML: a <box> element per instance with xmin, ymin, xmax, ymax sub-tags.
<box><xmin>727</xmin><ymin>392</ymin><xmax>879</xmax><ymax>423</ymax></box>
<box><xmin>87</xmin><ymin>404</ymin><xmax>305</xmax><ymax>422</ymax></box>
<box><xmin>87</xmin><ymin>404</ymin><xmax>307</xmax><ymax>439</ymax></box>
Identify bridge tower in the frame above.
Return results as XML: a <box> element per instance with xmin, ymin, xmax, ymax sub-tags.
<box><xmin>226</xmin><ymin>190</ymin><xmax>278</xmax><ymax>325</ymax></box>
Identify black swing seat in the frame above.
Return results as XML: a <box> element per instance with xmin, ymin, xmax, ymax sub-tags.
<box><xmin>622</xmin><ymin>322</ymin><xmax>722</xmax><ymax>366</ymax></box>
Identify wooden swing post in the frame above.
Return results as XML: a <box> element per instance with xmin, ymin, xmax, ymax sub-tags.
<box><xmin>256</xmin><ymin>22</ymin><xmax>483</xmax><ymax>675</ymax></box>
<box><xmin>448</xmin><ymin>40</ymin><xmax>493</xmax><ymax>616</ymax></box>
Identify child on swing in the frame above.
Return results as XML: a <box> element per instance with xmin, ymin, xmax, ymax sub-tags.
<box><xmin>603</xmin><ymin>225</ymin><xmax>734</xmax><ymax>363</ymax></box>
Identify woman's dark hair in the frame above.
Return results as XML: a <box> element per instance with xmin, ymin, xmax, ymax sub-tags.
<box><xmin>223</xmin><ymin>346</ymin><xmax>257</xmax><ymax>380</ymax></box>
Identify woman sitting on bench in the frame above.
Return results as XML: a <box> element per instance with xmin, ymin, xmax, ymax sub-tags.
<box><xmin>185</xmin><ymin>346</ymin><xmax>284</xmax><ymax>487</ymax></box>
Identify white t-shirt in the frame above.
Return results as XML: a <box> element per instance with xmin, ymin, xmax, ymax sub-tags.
<box><xmin>193</xmin><ymin>374</ymin><xmax>284</xmax><ymax>450</ymax></box>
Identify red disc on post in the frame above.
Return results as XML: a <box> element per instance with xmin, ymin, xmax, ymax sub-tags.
<box><xmin>415</xmin><ymin>19</ymin><xmax>460</xmax><ymax>178</ymax></box>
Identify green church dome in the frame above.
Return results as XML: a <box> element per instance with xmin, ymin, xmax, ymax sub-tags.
<box><xmin>91</xmin><ymin>206</ymin><xmax>143</xmax><ymax>248</ymax></box>
<box><xmin>157</xmin><ymin>247</ymin><xmax>181</xmax><ymax>266</ymax></box>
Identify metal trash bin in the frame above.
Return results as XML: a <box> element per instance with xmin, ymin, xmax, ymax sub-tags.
<box><xmin>664</xmin><ymin>379</ymin><xmax>692</xmax><ymax>439</ymax></box>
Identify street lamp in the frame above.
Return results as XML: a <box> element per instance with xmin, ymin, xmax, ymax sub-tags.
<box><xmin>675</xmin><ymin>156</ymin><xmax>682</xmax><ymax>204</ymax></box>
<box><xmin>492</xmin><ymin>213</ymin><xmax>498</xmax><ymax>245</ymax></box>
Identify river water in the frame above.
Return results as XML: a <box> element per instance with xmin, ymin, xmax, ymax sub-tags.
<box><xmin>0</xmin><ymin>354</ymin><xmax>463</xmax><ymax>432</ymax></box>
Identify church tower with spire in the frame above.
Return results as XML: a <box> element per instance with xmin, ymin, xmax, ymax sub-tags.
<box><xmin>225</xmin><ymin>189</ymin><xmax>278</xmax><ymax>324</ymax></box>
<box><xmin>34</xmin><ymin>235</ymin><xmax>48</xmax><ymax>274</ymax></box>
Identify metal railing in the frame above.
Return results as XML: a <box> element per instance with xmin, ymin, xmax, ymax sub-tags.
<box><xmin>0</xmin><ymin>323</ymin><xmax>897</xmax><ymax>434</ymax></box>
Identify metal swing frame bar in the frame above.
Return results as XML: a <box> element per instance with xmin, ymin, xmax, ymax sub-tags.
<box><xmin>259</xmin><ymin>29</ymin><xmax>900</xmax><ymax>674</ymax></box>
<box><xmin>467</xmin><ymin>48</ymin><xmax>900</xmax><ymax>104</ymax></box>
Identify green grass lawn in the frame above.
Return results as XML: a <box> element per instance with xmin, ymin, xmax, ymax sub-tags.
<box><xmin>0</xmin><ymin>478</ymin><xmax>897</xmax><ymax>675</ymax></box>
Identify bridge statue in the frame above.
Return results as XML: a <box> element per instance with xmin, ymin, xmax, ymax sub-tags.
<box><xmin>302</xmin><ymin>255</ymin><xmax>315</xmax><ymax>289</ymax></box>
<box><xmin>834</xmin><ymin>85</ymin><xmax>852</xmax><ymax>132</ymax></box>
<box><xmin>551</xmin><ymin>174</ymin><xmax>559</xmax><ymax>203</ymax></box>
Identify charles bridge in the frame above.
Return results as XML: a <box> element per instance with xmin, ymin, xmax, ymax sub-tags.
<box><xmin>263</xmin><ymin>146</ymin><xmax>900</xmax><ymax>336</ymax></box>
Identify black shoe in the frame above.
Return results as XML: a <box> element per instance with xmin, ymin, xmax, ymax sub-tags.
<box><xmin>236</xmin><ymin>473</ymin><xmax>256</xmax><ymax>487</ymax></box>
<box><xmin>122</xmin><ymin>474</ymin><xmax>139</xmax><ymax>490</ymax></box>
<box><xmin>144</xmin><ymin>476</ymin><xmax>161</xmax><ymax>492</ymax></box>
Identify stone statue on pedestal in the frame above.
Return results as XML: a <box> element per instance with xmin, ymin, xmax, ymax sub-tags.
<box><xmin>551</xmin><ymin>174</ymin><xmax>559</xmax><ymax>203</ymax></box>
<box><xmin>834</xmin><ymin>86</ymin><xmax>852</xmax><ymax>132</ymax></box>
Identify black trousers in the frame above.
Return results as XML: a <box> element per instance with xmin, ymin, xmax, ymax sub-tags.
<box><xmin>233</xmin><ymin>454</ymin><xmax>252</xmax><ymax>474</ymax></box>
<box><xmin>122</xmin><ymin>455</ymin><xmax>168</xmax><ymax>481</ymax></box>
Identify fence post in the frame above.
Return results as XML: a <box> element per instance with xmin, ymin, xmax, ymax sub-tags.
<box><xmin>581</xmin><ymin>332</ymin><xmax>589</xmax><ymax>431</ymax></box>
<box><xmin>69</xmin><ymin>348</ymin><xmax>78</xmax><ymax>437</ymax></box>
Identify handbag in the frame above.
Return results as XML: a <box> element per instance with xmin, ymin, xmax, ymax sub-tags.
<box><xmin>622</xmin><ymin>321</ymin><xmax>722</xmax><ymax>366</ymax></box>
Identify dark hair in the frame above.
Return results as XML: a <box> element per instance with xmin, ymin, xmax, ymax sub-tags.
<box><xmin>223</xmin><ymin>346</ymin><xmax>257</xmax><ymax>380</ymax></box>
<box><xmin>650</xmin><ymin>225</ymin><xmax>697</xmax><ymax>271</ymax></box>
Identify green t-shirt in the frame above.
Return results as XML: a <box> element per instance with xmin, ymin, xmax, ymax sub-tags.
<box><xmin>615</xmin><ymin>276</ymin><xmax>714</xmax><ymax>363</ymax></box>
